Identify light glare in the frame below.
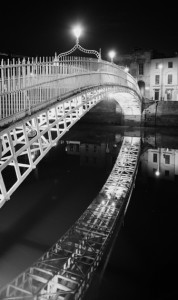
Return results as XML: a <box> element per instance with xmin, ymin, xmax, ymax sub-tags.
<box><xmin>155</xmin><ymin>170</ymin><xmax>160</xmax><ymax>176</ymax></box>
<box><xmin>108</xmin><ymin>50</ymin><xmax>116</xmax><ymax>59</ymax></box>
<box><xmin>73</xmin><ymin>25</ymin><xmax>82</xmax><ymax>39</ymax></box>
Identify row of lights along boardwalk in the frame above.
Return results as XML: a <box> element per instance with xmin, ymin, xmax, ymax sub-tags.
<box><xmin>0</xmin><ymin>28</ymin><xmax>142</xmax><ymax>299</ymax></box>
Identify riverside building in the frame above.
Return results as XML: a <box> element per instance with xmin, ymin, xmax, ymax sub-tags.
<box><xmin>118</xmin><ymin>50</ymin><xmax>178</xmax><ymax>101</ymax></box>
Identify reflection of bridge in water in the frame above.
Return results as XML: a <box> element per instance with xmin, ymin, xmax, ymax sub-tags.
<box><xmin>0</xmin><ymin>43</ymin><xmax>141</xmax><ymax>299</ymax></box>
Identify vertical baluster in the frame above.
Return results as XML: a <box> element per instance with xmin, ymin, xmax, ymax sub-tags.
<box><xmin>27</xmin><ymin>57</ymin><xmax>30</xmax><ymax>87</ymax></box>
<box><xmin>1</xmin><ymin>59</ymin><xmax>4</xmax><ymax>93</ymax></box>
<box><xmin>18</xmin><ymin>58</ymin><xmax>20</xmax><ymax>90</ymax></box>
<box><xmin>46</xmin><ymin>57</ymin><xmax>48</xmax><ymax>76</ymax></box>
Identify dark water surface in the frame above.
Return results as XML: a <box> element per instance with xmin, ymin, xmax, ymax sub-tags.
<box><xmin>0</xmin><ymin>123</ymin><xmax>178</xmax><ymax>300</ymax></box>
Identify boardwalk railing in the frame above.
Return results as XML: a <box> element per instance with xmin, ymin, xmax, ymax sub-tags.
<box><xmin>0</xmin><ymin>56</ymin><xmax>141</xmax><ymax>124</ymax></box>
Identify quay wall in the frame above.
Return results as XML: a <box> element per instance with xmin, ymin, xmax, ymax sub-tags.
<box><xmin>143</xmin><ymin>101</ymin><xmax>178</xmax><ymax>127</ymax></box>
<box><xmin>81</xmin><ymin>98</ymin><xmax>178</xmax><ymax>127</ymax></box>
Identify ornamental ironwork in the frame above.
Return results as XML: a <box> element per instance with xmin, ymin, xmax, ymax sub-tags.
<box><xmin>58</xmin><ymin>35</ymin><xmax>101</xmax><ymax>60</ymax></box>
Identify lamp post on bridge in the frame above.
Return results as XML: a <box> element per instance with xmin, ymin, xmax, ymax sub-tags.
<box><xmin>73</xmin><ymin>25</ymin><xmax>82</xmax><ymax>45</ymax></box>
<box><xmin>108</xmin><ymin>50</ymin><xmax>116</xmax><ymax>63</ymax></box>
<box><xmin>57</xmin><ymin>24</ymin><xmax>101</xmax><ymax>60</ymax></box>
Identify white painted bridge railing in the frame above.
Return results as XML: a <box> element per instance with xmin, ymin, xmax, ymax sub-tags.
<box><xmin>0</xmin><ymin>86</ymin><xmax>118</xmax><ymax>208</ymax></box>
<box><xmin>0</xmin><ymin>56</ymin><xmax>141</xmax><ymax>125</ymax></box>
<box><xmin>0</xmin><ymin>136</ymin><xmax>140</xmax><ymax>300</ymax></box>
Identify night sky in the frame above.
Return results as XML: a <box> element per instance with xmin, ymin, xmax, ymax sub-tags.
<box><xmin>1</xmin><ymin>1</ymin><xmax>177</xmax><ymax>59</ymax></box>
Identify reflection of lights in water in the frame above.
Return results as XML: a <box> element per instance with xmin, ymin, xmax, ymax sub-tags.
<box><xmin>101</xmin><ymin>200</ymin><xmax>105</xmax><ymax>205</ymax></box>
<box><xmin>111</xmin><ymin>202</ymin><xmax>115</xmax><ymax>207</ymax></box>
<box><xmin>106</xmin><ymin>144</ymin><xmax>110</xmax><ymax>153</ymax></box>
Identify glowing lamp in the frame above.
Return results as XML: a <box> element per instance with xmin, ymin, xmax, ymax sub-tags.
<box><xmin>108</xmin><ymin>50</ymin><xmax>116</xmax><ymax>63</ymax></box>
<box><xmin>124</xmin><ymin>66</ymin><xmax>129</xmax><ymax>72</ymax></box>
<box><xmin>155</xmin><ymin>170</ymin><xmax>160</xmax><ymax>176</ymax></box>
<box><xmin>73</xmin><ymin>25</ymin><xmax>82</xmax><ymax>40</ymax></box>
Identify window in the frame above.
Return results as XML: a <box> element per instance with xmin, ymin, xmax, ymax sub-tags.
<box><xmin>85</xmin><ymin>144</ymin><xmax>89</xmax><ymax>152</ymax></box>
<box><xmin>167</xmin><ymin>90</ymin><xmax>172</xmax><ymax>100</ymax></box>
<box><xmin>155</xmin><ymin>63</ymin><xmax>159</xmax><ymax>69</ymax></box>
<box><xmin>154</xmin><ymin>89</ymin><xmax>159</xmax><ymax>100</ymax></box>
<box><xmin>153</xmin><ymin>153</ymin><xmax>157</xmax><ymax>163</ymax></box>
<box><xmin>138</xmin><ymin>63</ymin><xmax>144</xmax><ymax>75</ymax></box>
<box><xmin>164</xmin><ymin>154</ymin><xmax>170</xmax><ymax>164</ymax></box>
<box><xmin>155</xmin><ymin>75</ymin><xmax>160</xmax><ymax>84</ymax></box>
<box><xmin>76</xmin><ymin>144</ymin><xmax>79</xmax><ymax>152</ymax></box>
<box><xmin>168</xmin><ymin>61</ymin><xmax>173</xmax><ymax>68</ymax></box>
<box><xmin>168</xmin><ymin>74</ymin><xmax>173</xmax><ymax>84</ymax></box>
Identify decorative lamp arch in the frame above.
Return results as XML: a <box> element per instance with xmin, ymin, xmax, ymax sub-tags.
<box><xmin>57</xmin><ymin>34</ymin><xmax>101</xmax><ymax>60</ymax></box>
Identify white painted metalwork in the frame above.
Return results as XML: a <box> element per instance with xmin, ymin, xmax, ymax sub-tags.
<box><xmin>0</xmin><ymin>85</ymin><xmax>123</xmax><ymax>209</ymax></box>
<box><xmin>0</xmin><ymin>56</ymin><xmax>142</xmax><ymax>126</ymax></box>
<box><xmin>0</xmin><ymin>135</ymin><xmax>140</xmax><ymax>300</ymax></box>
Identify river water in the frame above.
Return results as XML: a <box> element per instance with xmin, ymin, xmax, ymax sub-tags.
<box><xmin>0</xmin><ymin>121</ymin><xmax>178</xmax><ymax>300</ymax></box>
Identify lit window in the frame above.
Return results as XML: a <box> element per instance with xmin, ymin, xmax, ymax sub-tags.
<box><xmin>168</xmin><ymin>61</ymin><xmax>173</xmax><ymax>68</ymax></box>
<box><xmin>155</xmin><ymin>75</ymin><xmax>160</xmax><ymax>84</ymax></box>
<box><xmin>153</xmin><ymin>153</ymin><xmax>157</xmax><ymax>163</ymax></box>
<box><xmin>168</xmin><ymin>74</ymin><xmax>173</xmax><ymax>84</ymax></box>
<box><xmin>164</xmin><ymin>154</ymin><xmax>170</xmax><ymax>164</ymax></box>
<box><xmin>138</xmin><ymin>63</ymin><xmax>144</xmax><ymax>75</ymax></box>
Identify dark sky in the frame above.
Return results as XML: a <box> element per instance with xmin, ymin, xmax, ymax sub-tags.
<box><xmin>1</xmin><ymin>1</ymin><xmax>177</xmax><ymax>59</ymax></box>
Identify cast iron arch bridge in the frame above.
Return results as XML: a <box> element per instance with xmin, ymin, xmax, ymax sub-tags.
<box><xmin>0</xmin><ymin>44</ymin><xmax>141</xmax><ymax>299</ymax></box>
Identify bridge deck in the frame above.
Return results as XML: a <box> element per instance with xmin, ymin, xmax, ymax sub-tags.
<box><xmin>0</xmin><ymin>56</ymin><xmax>141</xmax><ymax>127</ymax></box>
<box><xmin>0</xmin><ymin>136</ymin><xmax>140</xmax><ymax>300</ymax></box>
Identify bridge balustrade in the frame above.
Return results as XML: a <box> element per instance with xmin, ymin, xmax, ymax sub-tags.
<box><xmin>0</xmin><ymin>56</ymin><xmax>141</xmax><ymax>126</ymax></box>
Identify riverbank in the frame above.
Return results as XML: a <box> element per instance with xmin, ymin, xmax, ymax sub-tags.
<box><xmin>143</xmin><ymin>101</ymin><xmax>178</xmax><ymax>127</ymax></box>
<box><xmin>81</xmin><ymin>98</ymin><xmax>178</xmax><ymax>127</ymax></box>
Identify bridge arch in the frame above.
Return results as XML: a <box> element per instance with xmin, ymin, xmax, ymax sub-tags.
<box><xmin>138</xmin><ymin>80</ymin><xmax>145</xmax><ymax>97</ymax></box>
<box><xmin>0</xmin><ymin>83</ymin><xmax>140</xmax><ymax>208</ymax></box>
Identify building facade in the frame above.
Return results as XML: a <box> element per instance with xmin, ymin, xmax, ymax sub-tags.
<box><xmin>118</xmin><ymin>51</ymin><xmax>178</xmax><ymax>101</ymax></box>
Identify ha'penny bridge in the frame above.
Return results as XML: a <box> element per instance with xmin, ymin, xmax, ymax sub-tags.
<box><xmin>0</xmin><ymin>35</ymin><xmax>141</xmax><ymax>299</ymax></box>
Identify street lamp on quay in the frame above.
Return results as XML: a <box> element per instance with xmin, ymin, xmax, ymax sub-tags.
<box><xmin>158</xmin><ymin>63</ymin><xmax>163</xmax><ymax>100</ymax></box>
<box><xmin>155</xmin><ymin>147</ymin><xmax>161</xmax><ymax>176</ymax></box>
<box><xmin>108</xmin><ymin>50</ymin><xmax>116</xmax><ymax>63</ymax></box>
<box><xmin>124</xmin><ymin>66</ymin><xmax>129</xmax><ymax>72</ymax></box>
